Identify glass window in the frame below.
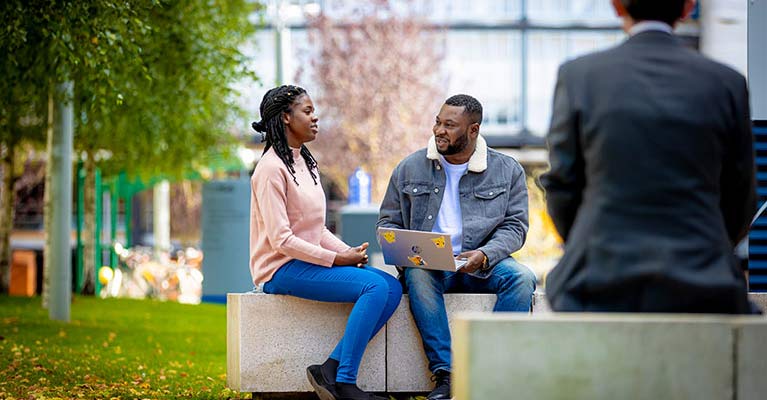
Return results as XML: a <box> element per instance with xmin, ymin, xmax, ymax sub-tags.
<box><xmin>527</xmin><ymin>0</ymin><xmax>620</xmax><ymax>25</ymax></box>
<box><xmin>234</xmin><ymin>30</ymin><xmax>276</xmax><ymax>122</ymax></box>
<box><xmin>418</xmin><ymin>0</ymin><xmax>522</xmax><ymax>23</ymax></box>
<box><xmin>236</xmin><ymin>29</ymin><xmax>318</xmax><ymax>123</ymax></box>
<box><xmin>246</xmin><ymin>0</ymin><xmax>626</xmax><ymax>141</ymax></box>
<box><xmin>526</xmin><ymin>30</ymin><xmax>624</xmax><ymax>135</ymax></box>
<box><xmin>444</xmin><ymin>30</ymin><xmax>523</xmax><ymax>135</ymax></box>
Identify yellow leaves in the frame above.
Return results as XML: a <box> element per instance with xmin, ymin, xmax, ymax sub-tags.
<box><xmin>1</xmin><ymin>296</ymin><xmax>230</xmax><ymax>399</ymax></box>
<box><xmin>11</xmin><ymin>344</ymin><xmax>28</xmax><ymax>359</ymax></box>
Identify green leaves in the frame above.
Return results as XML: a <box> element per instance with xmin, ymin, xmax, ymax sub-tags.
<box><xmin>78</xmin><ymin>0</ymin><xmax>259</xmax><ymax>180</ymax></box>
<box><xmin>1</xmin><ymin>0</ymin><xmax>260</xmax><ymax>180</ymax></box>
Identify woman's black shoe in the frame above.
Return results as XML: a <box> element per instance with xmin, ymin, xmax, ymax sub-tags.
<box><xmin>334</xmin><ymin>382</ymin><xmax>387</xmax><ymax>400</ymax></box>
<box><xmin>321</xmin><ymin>357</ymin><xmax>339</xmax><ymax>385</ymax></box>
<box><xmin>307</xmin><ymin>365</ymin><xmax>337</xmax><ymax>400</ymax></box>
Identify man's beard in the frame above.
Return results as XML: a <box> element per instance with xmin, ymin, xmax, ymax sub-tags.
<box><xmin>437</xmin><ymin>130</ymin><xmax>470</xmax><ymax>156</ymax></box>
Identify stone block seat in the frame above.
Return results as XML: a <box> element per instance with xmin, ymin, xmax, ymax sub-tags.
<box><xmin>227</xmin><ymin>291</ymin><xmax>766</xmax><ymax>396</ymax></box>
<box><xmin>453</xmin><ymin>309</ymin><xmax>767</xmax><ymax>400</ymax></box>
<box><xmin>227</xmin><ymin>291</ymin><xmax>548</xmax><ymax>395</ymax></box>
<box><xmin>227</xmin><ymin>293</ymin><xmax>386</xmax><ymax>394</ymax></box>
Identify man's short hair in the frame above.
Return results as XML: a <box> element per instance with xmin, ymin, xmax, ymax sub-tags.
<box><xmin>620</xmin><ymin>0</ymin><xmax>687</xmax><ymax>25</ymax></box>
<box><xmin>445</xmin><ymin>94</ymin><xmax>483</xmax><ymax>125</ymax></box>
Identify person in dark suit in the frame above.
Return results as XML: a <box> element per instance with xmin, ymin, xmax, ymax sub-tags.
<box><xmin>540</xmin><ymin>0</ymin><xmax>757</xmax><ymax>313</ymax></box>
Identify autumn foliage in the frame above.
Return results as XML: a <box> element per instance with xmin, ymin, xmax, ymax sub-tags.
<box><xmin>302</xmin><ymin>1</ymin><xmax>445</xmax><ymax>202</ymax></box>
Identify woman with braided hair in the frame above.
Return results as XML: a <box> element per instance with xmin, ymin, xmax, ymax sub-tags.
<box><xmin>249</xmin><ymin>85</ymin><xmax>401</xmax><ymax>400</ymax></box>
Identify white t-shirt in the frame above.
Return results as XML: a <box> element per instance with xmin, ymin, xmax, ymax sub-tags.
<box><xmin>432</xmin><ymin>156</ymin><xmax>469</xmax><ymax>255</ymax></box>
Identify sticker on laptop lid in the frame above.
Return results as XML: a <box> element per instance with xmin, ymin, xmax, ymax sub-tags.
<box><xmin>408</xmin><ymin>254</ymin><xmax>427</xmax><ymax>266</ymax></box>
<box><xmin>431</xmin><ymin>236</ymin><xmax>446</xmax><ymax>249</ymax></box>
<box><xmin>381</xmin><ymin>230</ymin><xmax>396</xmax><ymax>244</ymax></box>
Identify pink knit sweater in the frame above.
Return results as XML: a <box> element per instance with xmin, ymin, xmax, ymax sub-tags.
<box><xmin>249</xmin><ymin>147</ymin><xmax>350</xmax><ymax>284</ymax></box>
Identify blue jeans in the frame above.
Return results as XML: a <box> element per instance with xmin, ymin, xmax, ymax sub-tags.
<box><xmin>403</xmin><ymin>257</ymin><xmax>536</xmax><ymax>373</ymax></box>
<box><xmin>263</xmin><ymin>260</ymin><xmax>402</xmax><ymax>383</ymax></box>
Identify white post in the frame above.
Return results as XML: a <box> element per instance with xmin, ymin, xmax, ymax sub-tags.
<box><xmin>699</xmin><ymin>0</ymin><xmax>748</xmax><ymax>76</ymax></box>
<box><xmin>273</xmin><ymin>0</ymin><xmax>292</xmax><ymax>85</ymax></box>
<box><xmin>153</xmin><ymin>180</ymin><xmax>171</xmax><ymax>256</ymax></box>
<box><xmin>749</xmin><ymin>0</ymin><xmax>767</xmax><ymax>120</ymax></box>
<box><xmin>49</xmin><ymin>81</ymin><xmax>74</xmax><ymax>322</ymax></box>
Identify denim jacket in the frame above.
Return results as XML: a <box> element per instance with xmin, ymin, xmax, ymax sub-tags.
<box><xmin>377</xmin><ymin>135</ymin><xmax>529</xmax><ymax>270</ymax></box>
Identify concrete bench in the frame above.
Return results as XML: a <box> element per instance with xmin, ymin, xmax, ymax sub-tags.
<box><xmin>227</xmin><ymin>291</ymin><xmax>548</xmax><ymax>394</ymax></box>
<box><xmin>452</xmin><ymin>312</ymin><xmax>767</xmax><ymax>400</ymax></box>
<box><xmin>227</xmin><ymin>293</ymin><xmax>386</xmax><ymax>393</ymax></box>
<box><xmin>227</xmin><ymin>291</ymin><xmax>765</xmax><ymax>396</ymax></box>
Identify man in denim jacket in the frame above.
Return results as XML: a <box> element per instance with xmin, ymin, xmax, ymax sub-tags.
<box><xmin>377</xmin><ymin>94</ymin><xmax>536</xmax><ymax>400</ymax></box>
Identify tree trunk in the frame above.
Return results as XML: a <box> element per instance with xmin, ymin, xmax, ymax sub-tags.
<box><xmin>42</xmin><ymin>91</ymin><xmax>54</xmax><ymax>307</ymax></box>
<box><xmin>81</xmin><ymin>152</ymin><xmax>96</xmax><ymax>294</ymax></box>
<box><xmin>0</xmin><ymin>141</ymin><xmax>16</xmax><ymax>294</ymax></box>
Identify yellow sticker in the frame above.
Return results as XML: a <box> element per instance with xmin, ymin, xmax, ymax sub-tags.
<box><xmin>431</xmin><ymin>236</ymin><xmax>446</xmax><ymax>249</ymax></box>
<box><xmin>382</xmin><ymin>231</ymin><xmax>396</xmax><ymax>244</ymax></box>
<box><xmin>408</xmin><ymin>255</ymin><xmax>427</xmax><ymax>266</ymax></box>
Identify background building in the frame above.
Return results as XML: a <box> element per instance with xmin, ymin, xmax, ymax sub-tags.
<box><xmin>238</xmin><ymin>0</ymin><xmax>705</xmax><ymax>151</ymax></box>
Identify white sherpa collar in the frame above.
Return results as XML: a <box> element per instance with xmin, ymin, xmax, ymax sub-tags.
<box><xmin>426</xmin><ymin>135</ymin><xmax>488</xmax><ymax>172</ymax></box>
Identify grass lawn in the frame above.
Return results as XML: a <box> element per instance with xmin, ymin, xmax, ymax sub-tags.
<box><xmin>0</xmin><ymin>295</ymin><xmax>426</xmax><ymax>400</ymax></box>
<box><xmin>0</xmin><ymin>295</ymin><xmax>239</xmax><ymax>399</ymax></box>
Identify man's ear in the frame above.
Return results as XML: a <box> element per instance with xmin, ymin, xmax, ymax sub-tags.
<box><xmin>611</xmin><ymin>0</ymin><xmax>628</xmax><ymax>17</ymax></box>
<box><xmin>469</xmin><ymin>122</ymin><xmax>480</xmax><ymax>139</ymax></box>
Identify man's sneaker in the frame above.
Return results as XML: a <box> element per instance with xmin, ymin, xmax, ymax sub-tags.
<box><xmin>427</xmin><ymin>370</ymin><xmax>451</xmax><ymax>400</ymax></box>
<box><xmin>307</xmin><ymin>364</ymin><xmax>337</xmax><ymax>400</ymax></box>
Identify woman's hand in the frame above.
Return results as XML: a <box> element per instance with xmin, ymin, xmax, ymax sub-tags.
<box><xmin>333</xmin><ymin>242</ymin><xmax>369</xmax><ymax>267</ymax></box>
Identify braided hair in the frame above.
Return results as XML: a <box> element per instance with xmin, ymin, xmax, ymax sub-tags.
<box><xmin>251</xmin><ymin>85</ymin><xmax>319</xmax><ymax>186</ymax></box>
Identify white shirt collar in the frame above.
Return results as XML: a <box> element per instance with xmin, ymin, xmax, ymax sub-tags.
<box><xmin>629</xmin><ymin>21</ymin><xmax>673</xmax><ymax>36</ymax></box>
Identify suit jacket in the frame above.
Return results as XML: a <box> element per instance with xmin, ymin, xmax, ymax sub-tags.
<box><xmin>541</xmin><ymin>30</ymin><xmax>756</xmax><ymax>313</ymax></box>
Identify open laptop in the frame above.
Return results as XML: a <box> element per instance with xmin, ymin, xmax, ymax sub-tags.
<box><xmin>376</xmin><ymin>227</ymin><xmax>468</xmax><ymax>271</ymax></box>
